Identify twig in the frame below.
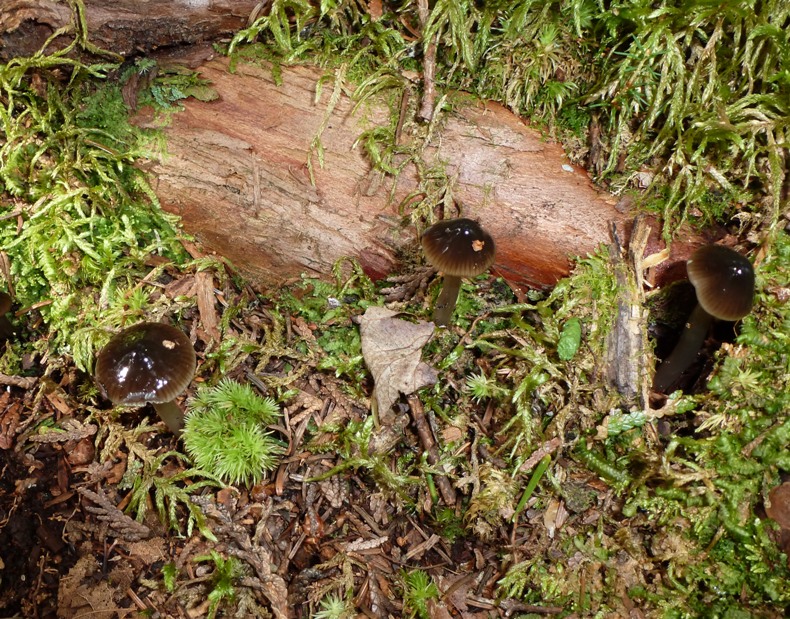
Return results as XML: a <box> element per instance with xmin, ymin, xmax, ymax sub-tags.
<box><xmin>417</xmin><ymin>0</ymin><xmax>437</xmax><ymax>122</ymax></box>
<box><xmin>0</xmin><ymin>373</ymin><xmax>37</xmax><ymax>389</ymax></box>
<box><xmin>407</xmin><ymin>394</ymin><xmax>456</xmax><ymax>506</ymax></box>
<box><xmin>78</xmin><ymin>487</ymin><xmax>151</xmax><ymax>541</ymax></box>
<box><xmin>500</xmin><ymin>599</ymin><xmax>565</xmax><ymax>616</ymax></box>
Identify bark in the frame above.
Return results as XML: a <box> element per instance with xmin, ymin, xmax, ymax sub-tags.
<box><xmin>150</xmin><ymin>57</ymin><xmax>656</xmax><ymax>291</ymax></box>
<box><xmin>0</xmin><ymin>0</ymin><xmax>259</xmax><ymax>60</ymax></box>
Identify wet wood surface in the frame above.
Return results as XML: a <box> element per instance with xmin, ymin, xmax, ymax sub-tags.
<box><xmin>0</xmin><ymin>0</ymin><xmax>259</xmax><ymax>60</ymax></box>
<box><xmin>150</xmin><ymin>57</ymin><xmax>647</xmax><ymax>291</ymax></box>
<box><xmin>2</xmin><ymin>0</ymin><xmax>711</xmax><ymax>291</ymax></box>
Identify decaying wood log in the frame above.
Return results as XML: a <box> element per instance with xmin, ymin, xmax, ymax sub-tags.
<box><xmin>3</xmin><ymin>2</ymin><xmax>710</xmax><ymax>291</ymax></box>
<box><xmin>0</xmin><ymin>0</ymin><xmax>259</xmax><ymax>60</ymax></box>
<box><xmin>151</xmin><ymin>57</ymin><xmax>645</xmax><ymax>291</ymax></box>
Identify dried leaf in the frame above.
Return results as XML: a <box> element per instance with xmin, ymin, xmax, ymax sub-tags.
<box><xmin>0</xmin><ymin>391</ymin><xmax>21</xmax><ymax>449</ymax></box>
<box><xmin>542</xmin><ymin>498</ymin><xmax>568</xmax><ymax>539</ymax></box>
<box><xmin>58</xmin><ymin>555</ymin><xmax>117</xmax><ymax>619</ymax></box>
<box><xmin>427</xmin><ymin>598</ymin><xmax>454</xmax><ymax>619</ymax></box>
<box><xmin>368</xmin><ymin>0</ymin><xmax>383</xmax><ymax>21</ymax></box>
<box><xmin>359</xmin><ymin>307</ymin><xmax>437</xmax><ymax>422</ymax></box>
<box><xmin>767</xmin><ymin>483</ymin><xmax>790</xmax><ymax>529</ymax></box>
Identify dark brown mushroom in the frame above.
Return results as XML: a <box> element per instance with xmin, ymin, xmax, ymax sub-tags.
<box><xmin>652</xmin><ymin>244</ymin><xmax>755</xmax><ymax>393</ymax></box>
<box><xmin>421</xmin><ymin>218</ymin><xmax>496</xmax><ymax>327</ymax></box>
<box><xmin>95</xmin><ymin>321</ymin><xmax>196</xmax><ymax>435</ymax></box>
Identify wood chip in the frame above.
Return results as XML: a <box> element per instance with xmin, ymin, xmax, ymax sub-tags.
<box><xmin>344</xmin><ymin>536</ymin><xmax>389</xmax><ymax>552</ymax></box>
<box><xmin>195</xmin><ymin>270</ymin><xmax>220</xmax><ymax>342</ymax></box>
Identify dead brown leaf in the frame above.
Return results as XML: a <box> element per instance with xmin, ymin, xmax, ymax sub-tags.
<box><xmin>542</xmin><ymin>498</ymin><xmax>568</xmax><ymax>539</ymax></box>
<box><xmin>368</xmin><ymin>0</ymin><xmax>383</xmax><ymax>21</ymax></box>
<box><xmin>57</xmin><ymin>553</ymin><xmax>122</xmax><ymax>619</ymax></box>
<box><xmin>164</xmin><ymin>273</ymin><xmax>197</xmax><ymax>298</ymax></box>
<box><xmin>359</xmin><ymin>306</ymin><xmax>437</xmax><ymax>423</ymax></box>
<box><xmin>767</xmin><ymin>482</ymin><xmax>790</xmax><ymax>529</ymax></box>
<box><xmin>65</xmin><ymin>436</ymin><xmax>96</xmax><ymax>466</ymax></box>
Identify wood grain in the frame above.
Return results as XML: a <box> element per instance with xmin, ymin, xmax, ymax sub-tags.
<box><xmin>152</xmin><ymin>57</ymin><xmax>636</xmax><ymax>291</ymax></box>
<box><xmin>0</xmin><ymin>0</ymin><xmax>259</xmax><ymax>59</ymax></box>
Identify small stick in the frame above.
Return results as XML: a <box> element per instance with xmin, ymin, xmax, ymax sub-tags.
<box><xmin>0</xmin><ymin>373</ymin><xmax>37</xmax><ymax>389</ymax></box>
<box><xmin>417</xmin><ymin>0</ymin><xmax>437</xmax><ymax>122</ymax></box>
<box><xmin>407</xmin><ymin>394</ymin><xmax>456</xmax><ymax>506</ymax></box>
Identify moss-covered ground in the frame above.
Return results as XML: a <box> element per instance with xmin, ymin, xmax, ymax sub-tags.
<box><xmin>0</xmin><ymin>1</ymin><xmax>788</xmax><ymax>617</ymax></box>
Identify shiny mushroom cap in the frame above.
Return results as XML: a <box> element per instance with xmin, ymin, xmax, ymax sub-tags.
<box><xmin>420</xmin><ymin>218</ymin><xmax>496</xmax><ymax>278</ymax></box>
<box><xmin>687</xmin><ymin>245</ymin><xmax>755</xmax><ymax>321</ymax></box>
<box><xmin>95</xmin><ymin>322</ymin><xmax>196</xmax><ymax>406</ymax></box>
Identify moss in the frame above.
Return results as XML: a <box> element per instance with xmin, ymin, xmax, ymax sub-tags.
<box><xmin>227</xmin><ymin>0</ymin><xmax>789</xmax><ymax>235</ymax></box>
<box><xmin>3</xmin><ymin>2</ymin><xmax>789</xmax><ymax>616</ymax></box>
<box><xmin>0</xmin><ymin>42</ymin><xmax>195</xmax><ymax>370</ymax></box>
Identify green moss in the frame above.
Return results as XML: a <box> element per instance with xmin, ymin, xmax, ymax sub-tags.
<box><xmin>0</xmin><ymin>40</ymin><xmax>192</xmax><ymax>370</ymax></box>
<box><xmin>183</xmin><ymin>379</ymin><xmax>285</xmax><ymax>486</ymax></box>
<box><xmin>4</xmin><ymin>3</ymin><xmax>788</xmax><ymax>616</ymax></box>
<box><xmin>227</xmin><ymin>0</ymin><xmax>789</xmax><ymax>234</ymax></box>
<box><xmin>401</xmin><ymin>569</ymin><xmax>440</xmax><ymax>619</ymax></box>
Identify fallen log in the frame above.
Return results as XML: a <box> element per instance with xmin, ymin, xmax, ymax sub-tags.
<box><xmin>150</xmin><ymin>57</ymin><xmax>649</xmax><ymax>292</ymax></box>
<box><xmin>0</xmin><ymin>0</ymin><xmax>259</xmax><ymax>60</ymax></box>
<box><xmin>3</xmin><ymin>3</ymin><xmax>709</xmax><ymax>291</ymax></box>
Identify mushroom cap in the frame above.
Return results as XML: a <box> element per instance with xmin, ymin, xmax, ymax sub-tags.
<box><xmin>95</xmin><ymin>322</ymin><xmax>196</xmax><ymax>406</ymax></box>
<box><xmin>687</xmin><ymin>244</ymin><xmax>755</xmax><ymax>321</ymax></box>
<box><xmin>420</xmin><ymin>218</ymin><xmax>496</xmax><ymax>278</ymax></box>
<box><xmin>766</xmin><ymin>482</ymin><xmax>790</xmax><ymax>529</ymax></box>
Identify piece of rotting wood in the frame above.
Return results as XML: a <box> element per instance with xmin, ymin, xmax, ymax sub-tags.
<box><xmin>3</xmin><ymin>4</ymin><xmax>713</xmax><ymax>292</ymax></box>
<box><xmin>151</xmin><ymin>57</ymin><xmax>635</xmax><ymax>291</ymax></box>
<box><xmin>0</xmin><ymin>0</ymin><xmax>261</xmax><ymax>60</ymax></box>
<box><xmin>605</xmin><ymin>216</ymin><xmax>653</xmax><ymax>408</ymax></box>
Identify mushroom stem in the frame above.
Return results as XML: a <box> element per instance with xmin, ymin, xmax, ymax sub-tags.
<box><xmin>652</xmin><ymin>303</ymin><xmax>714</xmax><ymax>393</ymax></box>
<box><xmin>152</xmin><ymin>400</ymin><xmax>185</xmax><ymax>436</ymax></box>
<box><xmin>0</xmin><ymin>316</ymin><xmax>12</xmax><ymax>340</ymax></box>
<box><xmin>0</xmin><ymin>293</ymin><xmax>12</xmax><ymax>340</ymax></box>
<box><xmin>433</xmin><ymin>275</ymin><xmax>463</xmax><ymax>327</ymax></box>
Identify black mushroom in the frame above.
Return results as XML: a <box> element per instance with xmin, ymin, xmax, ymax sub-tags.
<box><xmin>652</xmin><ymin>244</ymin><xmax>755</xmax><ymax>393</ymax></box>
<box><xmin>95</xmin><ymin>322</ymin><xmax>196</xmax><ymax>436</ymax></box>
<box><xmin>421</xmin><ymin>218</ymin><xmax>496</xmax><ymax>327</ymax></box>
